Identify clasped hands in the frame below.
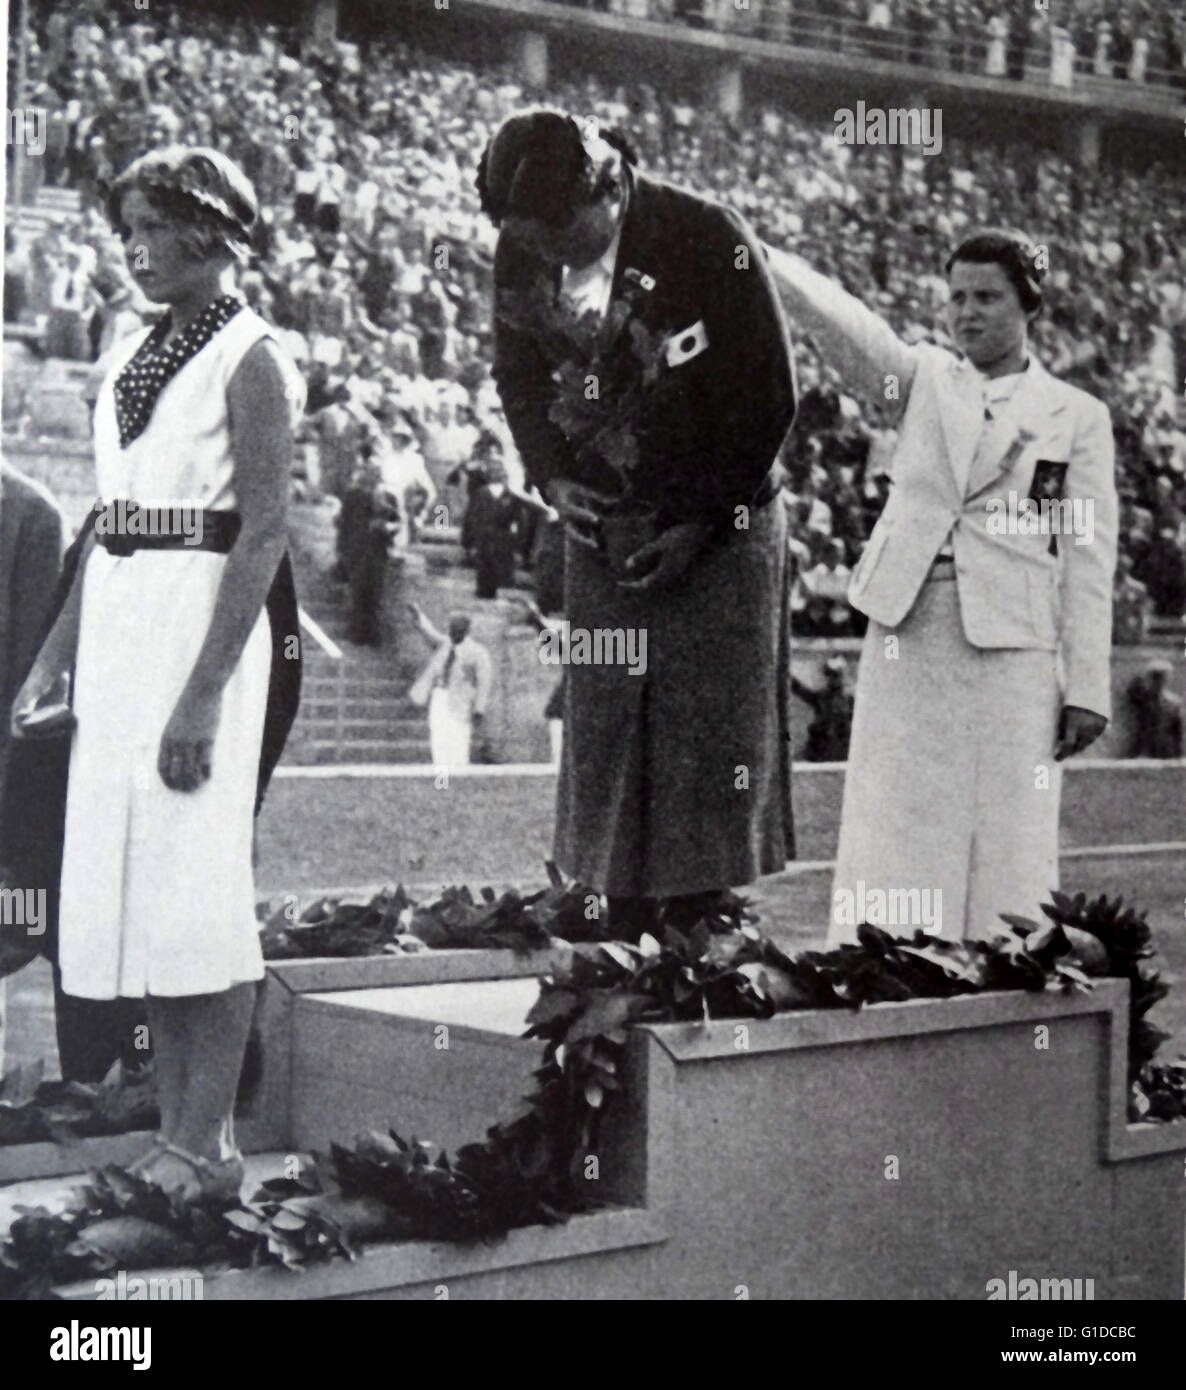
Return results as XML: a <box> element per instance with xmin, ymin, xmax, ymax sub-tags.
<box><xmin>546</xmin><ymin>478</ymin><xmax>710</xmax><ymax>590</ymax></box>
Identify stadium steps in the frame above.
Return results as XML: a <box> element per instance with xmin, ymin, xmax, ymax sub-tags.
<box><xmin>286</xmin><ymin>502</ymin><xmax>434</xmax><ymax>766</ymax></box>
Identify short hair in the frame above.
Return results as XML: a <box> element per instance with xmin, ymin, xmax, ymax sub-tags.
<box><xmin>106</xmin><ymin>146</ymin><xmax>258</xmax><ymax>264</ymax></box>
<box><xmin>476</xmin><ymin>109</ymin><xmax>636</xmax><ymax>228</ymax></box>
<box><xmin>945</xmin><ymin>228</ymin><xmax>1044</xmax><ymax>316</ymax></box>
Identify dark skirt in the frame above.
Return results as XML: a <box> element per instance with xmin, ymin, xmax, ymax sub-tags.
<box><xmin>554</xmin><ymin>496</ymin><xmax>795</xmax><ymax>897</ymax></box>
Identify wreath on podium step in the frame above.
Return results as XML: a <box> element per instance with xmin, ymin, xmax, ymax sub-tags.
<box><xmin>2</xmin><ymin>890</ymin><xmax>1185</xmax><ymax>1298</ymax></box>
<box><xmin>256</xmin><ymin>863</ymin><xmax>617</xmax><ymax>959</ymax></box>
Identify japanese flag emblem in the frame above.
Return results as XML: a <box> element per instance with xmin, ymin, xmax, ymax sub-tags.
<box><xmin>665</xmin><ymin>319</ymin><xmax>709</xmax><ymax>367</ymax></box>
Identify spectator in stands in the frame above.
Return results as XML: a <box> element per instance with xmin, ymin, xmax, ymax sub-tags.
<box><xmin>340</xmin><ymin>446</ymin><xmax>400</xmax><ymax>646</ymax></box>
<box><xmin>4</xmin><ymin>230</ymin><xmax>29</xmax><ymax>325</ymax></box>
<box><xmin>986</xmin><ymin>8</ymin><xmax>1008</xmax><ymax>73</ymax></box>
<box><xmin>315</xmin><ymin>383</ymin><xmax>365</xmax><ymax>566</ymax></box>
<box><xmin>1135</xmin><ymin>523</ymin><xmax>1186</xmax><ymax>620</ymax></box>
<box><xmin>375</xmin><ymin>414</ymin><xmax>436</xmax><ymax>548</ymax></box>
<box><xmin>1126</xmin><ymin>658</ymin><xmax>1183</xmax><ymax>757</ymax></box>
<box><xmin>466</xmin><ymin>459</ymin><xmax>521</xmax><ymax>600</ymax></box>
<box><xmin>17</xmin><ymin>4</ymin><xmax>1185</xmax><ymax>658</ymax></box>
<box><xmin>1093</xmin><ymin>13</ymin><xmax>1113</xmax><ymax>74</ymax></box>
<box><xmin>867</xmin><ymin>0</ymin><xmax>894</xmax><ymax>52</ymax></box>
<box><xmin>45</xmin><ymin>247</ymin><xmax>92</xmax><ymax>359</ymax></box>
<box><xmin>422</xmin><ymin>396</ymin><xmax>478</xmax><ymax>528</ymax></box>
<box><xmin>1112</xmin><ymin>551</ymin><xmax>1153</xmax><ymax>644</ymax></box>
<box><xmin>1006</xmin><ymin>0</ymin><xmax>1033</xmax><ymax>79</ymax></box>
<box><xmin>802</xmin><ymin>536</ymin><xmax>854</xmax><ymax>637</ymax></box>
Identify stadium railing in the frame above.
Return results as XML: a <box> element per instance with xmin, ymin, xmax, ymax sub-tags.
<box><xmin>544</xmin><ymin>0</ymin><xmax>1186</xmax><ymax>99</ymax></box>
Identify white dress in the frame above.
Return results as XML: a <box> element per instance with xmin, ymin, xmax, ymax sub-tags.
<box><xmin>58</xmin><ymin>306</ymin><xmax>303</xmax><ymax>999</ymax></box>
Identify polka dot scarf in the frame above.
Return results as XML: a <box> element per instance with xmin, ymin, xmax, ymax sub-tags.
<box><xmin>113</xmin><ymin>294</ymin><xmax>245</xmax><ymax>449</ymax></box>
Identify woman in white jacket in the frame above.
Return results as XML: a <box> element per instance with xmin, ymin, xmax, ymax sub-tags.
<box><xmin>766</xmin><ymin>230</ymin><xmax>1117</xmax><ymax>942</ymax></box>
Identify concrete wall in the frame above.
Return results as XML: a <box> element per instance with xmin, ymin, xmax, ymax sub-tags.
<box><xmin>239</xmin><ymin>948</ymin><xmax>573</xmax><ymax>1153</ymax></box>
<box><xmin>74</xmin><ymin>975</ymin><xmax>1186</xmax><ymax>1300</ymax></box>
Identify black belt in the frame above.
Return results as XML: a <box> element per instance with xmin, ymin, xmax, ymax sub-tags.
<box><xmin>92</xmin><ymin>501</ymin><xmax>241</xmax><ymax>557</ymax></box>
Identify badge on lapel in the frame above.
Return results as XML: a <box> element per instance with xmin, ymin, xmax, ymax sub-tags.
<box><xmin>1028</xmin><ymin>459</ymin><xmax>1069</xmax><ymax>505</ymax></box>
<box><xmin>623</xmin><ymin>267</ymin><xmax>656</xmax><ymax>293</ymax></box>
<box><xmin>665</xmin><ymin>319</ymin><xmax>709</xmax><ymax>368</ymax></box>
<box><xmin>1028</xmin><ymin>459</ymin><xmax>1069</xmax><ymax>556</ymax></box>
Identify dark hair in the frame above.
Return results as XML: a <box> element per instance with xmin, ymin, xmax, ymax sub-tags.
<box><xmin>476</xmin><ymin>109</ymin><xmax>636</xmax><ymax>228</ymax></box>
<box><xmin>945</xmin><ymin>228</ymin><xmax>1045</xmax><ymax>316</ymax></box>
<box><xmin>106</xmin><ymin>146</ymin><xmax>258</xmax><ymax>263</ymax></box>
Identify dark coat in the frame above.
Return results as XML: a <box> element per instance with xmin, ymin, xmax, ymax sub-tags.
<box><xmin>492</xmin><ymin>167</ymin><xmax>797</xmax><ymax>524</ymax></box>
<box><xmin>0</xmin><ymin>465</ymin><xmax>67</xmax><ymax>814</ymax></box>
<box><xmin>491</xmin><ymin>171</ymin><xmax>799</xmax><ymax>895</ymax></box>
<box><xmin>466</xmin><ymin>484</ymin><xmax>519</xmax><ymax>596</ymax></box>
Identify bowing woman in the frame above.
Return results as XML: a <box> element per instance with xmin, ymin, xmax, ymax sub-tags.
<box><xmin>766</xmin><ymin>229</ymin><xmax>1117</xmax><ymax>942</ymax></box>
<box><xmin>11</xmin><ymin>147</ymin><xmax>305</xmax><ymax>1198</ymax></box>
<box><xmin>482</xmin><ymin>111</ymin><xmax>798</xmax><ymax>940</ymax></box>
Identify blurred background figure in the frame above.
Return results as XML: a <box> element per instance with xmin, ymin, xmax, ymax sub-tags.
<box><xmin>1112</xmin><ymin>551</ymin><xmax>1152</xmax><ymax>645</ymax></box>
<box><xmin>465</xmin><ymin>458</ymin><xmax>519</xmax><ymax>600</ymax></box>
<box><xmin>407</xmin><ymin>605</ymin><xmax>493</xmax><ymax>769</ymax></box>
<box><xmin>791</xmin><ymin>655</ymin><xmax>855</xmax><ymax>762</ymax></box>
<box><xmin>1127</xmin><ymin>658</ymin><xmax>1183</xmax><ymax>758</ymax></box>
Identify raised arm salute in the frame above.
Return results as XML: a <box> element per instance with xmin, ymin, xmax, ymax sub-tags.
<box><xmin>763</xmin><ymin>245</ymin><xmax>919</xmax><ymax>410</ymax></box>
<box><xmin>768</xmin><ymin>229</ymin><xmax>1118</xmax><ymax>944</ymax></box>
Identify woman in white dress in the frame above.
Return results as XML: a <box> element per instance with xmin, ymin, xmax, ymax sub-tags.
<box><xmin>12</xmin><ymin>147</ymin><xmax>304</xmax><ymax>1199</ymax></box>
<box><xmin>767</xmin><ymin>230</ymin><xmax>1117</xmax><ymax>943</ymax></box>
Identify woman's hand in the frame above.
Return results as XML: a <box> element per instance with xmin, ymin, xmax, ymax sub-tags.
<box><xmin>617</xmin><ymin>522</ymin><xmax>713</xmax><ymax>591</ymax></box>
<box><xmin>158</xmin><ymin>686</ymin><xmax>223</xmax><ymax>792</ymax></box>
<box><xmin>10</xmin><ymin>665</ymin><xmax>70</xmax><ymax>740</ymax></box>
<box><xmin>546</xmin><ymin>478</ymin><xmax>613</xmax><ymax>549</ymax></box>
<box><xmin>1054</xmin><ymin>705</ymin><xmax>1108</xmax><ymax>762</ymax></box>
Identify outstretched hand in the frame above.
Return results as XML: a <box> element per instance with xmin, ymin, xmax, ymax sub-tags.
<box><xmin>546</xmin><ymin>478</ymin><xmax>614</xmax><ymax>549</ymax></box>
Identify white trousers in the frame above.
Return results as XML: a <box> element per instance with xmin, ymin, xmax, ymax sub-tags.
<box><xmin>428</xmin><ymin>688</ymin><xmax>472</xmax><ymax>769</ymax></box>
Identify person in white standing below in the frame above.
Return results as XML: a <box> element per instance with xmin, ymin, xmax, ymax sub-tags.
<box><xmin>12</xmin><ymin>147</ymin><xmax>305</xmax><ymax>1198</ymax></box>
<box><xmin>407</xmin><ymin>605</ymin><xmax>493</xmax><ymax>769</ymax></box>
<box><xmin>766</xmin><ymin>229</ymin><xmax>1117</xmax><ymax>943</ymax></box>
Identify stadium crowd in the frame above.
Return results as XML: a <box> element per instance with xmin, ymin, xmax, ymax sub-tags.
<box><xmin>5</xmin><ymin>0</ymin><xmax>1185</xmax><ymax>642</ymax></box>
<box><xmin>576</xmin><ymin>0</ymin><xmax>1186</xmax><ymax>91</ymax></box>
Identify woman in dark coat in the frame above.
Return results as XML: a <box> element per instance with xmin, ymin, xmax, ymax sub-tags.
<box><xmin>482</xmin><ymin>111</ymin><xmax>798</xmax><ymax>939</ymax></box>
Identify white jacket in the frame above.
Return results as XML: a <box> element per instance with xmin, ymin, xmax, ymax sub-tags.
<box><xmin>767</xmin><ymin>248</ymin><xmax>1118</xmax><ymax>718</ymax></box>
<box><xmin>409</xmin><ymin>636</ymin><xmax>492</xmax><ymax>721</ymax></box>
